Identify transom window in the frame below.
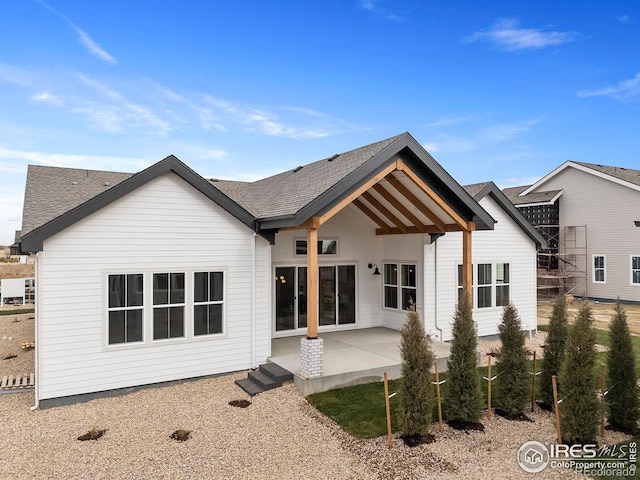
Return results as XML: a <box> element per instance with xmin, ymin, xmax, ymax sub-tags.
<box><xmin>153</xmin><ymin>273</ymin><xmax>185</xmax><ymax>340</ymax></box>
<box><xmin>384</xmin><ymin>263</ymin><xmax>417</xmax><ymax>310</ymax></box>
<box><xmin>295</xmin><ymin>239</ymin><xmax>338</xmax><ymax>255</ymax></box>
<box><xmin>593</xmin><ymin>255</ymin><xmax>606</xmax><ymax>283</ymax></box>
<box><xmin>194</xmin><ymin>272</ymin><xmax>224</xmax><ymax>336</ymax></box>
<box><xmin>632</xmin><ymin>256</ymin><xmax>640</xmax><ymax>285</ymax></box>
<box><xmin>107</xmin><ymin>274</ymin><xmax>143</xmax><ymax>344</ymax></box>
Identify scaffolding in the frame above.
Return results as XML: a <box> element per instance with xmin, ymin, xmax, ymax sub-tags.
<box><xmin>536</xmin><ymin>225</ymin><xmax>587</xmax><ymax>299</ymax></box>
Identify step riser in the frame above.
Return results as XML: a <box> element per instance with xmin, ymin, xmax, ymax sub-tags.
<box><xmin>259</xmin><ymin>363</ymin><xmax>294</xmax><ymax>384</ymax></box>
<box><xmin>248</xmin><ymin>371</ymin><xmax>280</xmax><ymax>390</ymax></box>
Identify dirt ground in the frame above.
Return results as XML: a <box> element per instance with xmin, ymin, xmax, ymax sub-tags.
<box><xmin>538</xmin><ymin>296</ymin><xmax>640</xmax><ymax>335</ymax></box>
<box><xmin>0</xmin><ymin>262</ymin><xmax>35</xmax><ymax>280</ymax></box>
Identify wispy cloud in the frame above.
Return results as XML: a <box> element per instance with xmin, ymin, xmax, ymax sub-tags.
<box><xmin>359</xmin><ymin>0</ymin><xmax>404</xmax><ymax>21</ymax></box>
<box><xmin>614</xmin><ymin>15</ymin><xmax>632</xmax><ymax>24</ymax></box>
<box><xmin>0</xmin><ymin>63</ymin><xmax>34</xmax><ymax>87</ymax></box>
<box><xmin>577</xmin><ymin>73</ymin><xmax>640</xmax><ymax>101</ymax></box>
<box><xmin>0</xmin><ymin>147</ymin><xmax>149</xmax><ymax>171</ymax></box>
<box><xmin>37</xmin><ymin>0</ymin><xmax>117</xmax><ymax>65</ymax></box>
<box><xmin>424</xmin><ymin>115</ymin><xmax>479</xmax><ymax>129</ymax></box>
<box><xmin>463</xmin><ymin>18</ymin><xmax>581</xmax><ymax>51</ymax></box>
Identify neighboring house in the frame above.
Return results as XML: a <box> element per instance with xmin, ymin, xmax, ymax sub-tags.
<box><xmin>19</xmin><ymin>132</ymin><xmax>541</xmax><ymax>406</ymax></box>
<box><xmin>504</xmin><ymin>161</ymin><xmax>640</xmax><ymax>303</ymax></box>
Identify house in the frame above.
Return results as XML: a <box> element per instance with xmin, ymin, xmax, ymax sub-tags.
<box><xmin>504</xmin><ymin>161</ymin><xmax>640</xmax><ymax>303</ymax></box>
<box><xmin>19</xmin><ymin>132</ymin><xmax>541</xmax><ymax>406</ymax></box>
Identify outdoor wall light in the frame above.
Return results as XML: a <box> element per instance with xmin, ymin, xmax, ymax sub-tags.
<box><xmin>635</xmin><ymin>221</ymin><xmax>640</xmax><ymax>227</ymax></box>
<box><xmin>368</xmin><ymin>263</ymin><xmax>381</xmax><ymax>275</ymax></box>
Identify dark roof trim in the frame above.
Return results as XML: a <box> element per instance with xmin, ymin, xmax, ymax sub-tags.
<box><xmin>258</xmin><ymin>132</ymin><xmax>495</xmax><ymax>231</ymax></box>
<box><xmin>21</xmin><ymin>155</ymin><xmax>261</xmax><ymax>252</ymax></box>
<box><xmin>474</xmin><ymin>182</ymin><xmax>547</xmax><ymax>249</ymax></box>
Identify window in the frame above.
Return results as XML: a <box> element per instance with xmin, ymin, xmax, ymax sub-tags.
<box><xmin>632</xmin><ymin>256</ymin><xmax>640</xmax><ymax>285</ymax></box>
<box><xmin>107</xmin><ymin>274</ymin><xmax>143</xmax><ymax>344</ymax></box>
<box><xmin>477</xmin><ymin>264</ymin><xmax>492</xmax><ymax>309</ymax></box>
<box><xmin>593</xmin><ymin>256</ymin><xmax>606</xmax><ymax>283</ymax></box>
<box><xmin>496</xmin><ymin>263</ymin><xmax>510</xmax><ymax>306</ymax></box>
<box><xmin>295</xmin><ymin>239</ymin><xmax>337</xmax><ymax>255</ymax></box>
<box><xmin>194</xmin><ymin>272</ymin><xmax>224</xmax><ymax>335</ymax></box>
<box><xmin>384</xmin><ymin>263</ymin><xmax>417</xmax><ymax>310</ymax></box>
<box><xmin>153</xmin><ymin>273</ymin><xmax>185</xmax><ymax>340</ymax></box>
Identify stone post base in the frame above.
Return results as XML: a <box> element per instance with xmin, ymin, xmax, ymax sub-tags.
<box><xmin>300</xmin><ymin>337</ymin><xmax>324</xmax><ymax>378</ymax></box>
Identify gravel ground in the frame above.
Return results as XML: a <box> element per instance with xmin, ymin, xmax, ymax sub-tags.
<box><xmin>0</xmin><ymin>312</ymin><xmax>35</xmax><ymax>375</ymax></box>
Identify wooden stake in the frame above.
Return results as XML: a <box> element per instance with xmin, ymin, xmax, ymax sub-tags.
<box><xmin>487</xmin><ymin>354</ymin><xmax>492</xmax><ymax>420</ymax></box>
<box><xmin>600</xmin><ymin>363</ymin><xmax>606</xmax><ymax>438</ymax></box>
<box><xmin>552</xmin><ymin>375</ymin><xmax>562</xmax><ymax>444</ymax></box>
<box><xmin>384</xmin><ymin>372</ymin><xmax>393</xmax><ymax>449</ymax></box>
<box><xmin>531</xmin><ymin>350</ymin><xmax>537</xmax><ymax>412</ymax></box>
<box><xmin>435</xmin><ymin>362</ymin><xmax>443</xmax><ymax>432</ymax></box>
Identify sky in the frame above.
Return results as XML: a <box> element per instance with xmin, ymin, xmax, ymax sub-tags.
<box><xmin>1</xmin><ymin>0</ymin><xmax>639</xmax><ymax>246</ymax></box>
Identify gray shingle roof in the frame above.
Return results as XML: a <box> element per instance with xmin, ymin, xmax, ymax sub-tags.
<box><xmin>211</xmin><ymin>134</ymin><xmax>405</xmax><ymax>218</ymax></box>
<box><xmin>463</xmin><ymin>182</ymin><xmax>491</xmax><ymax>198</ymax></box>
<box><xmin>502</xmin><ymin>185</ymin><xmax>562</xmax><ymax>205</ymax></box>
<box><xmin>22</xmin><ymin>165</ymin><xmax>133</xmax><ymax>235</ymax></box>
<box><xmin>575</xmin><ymin>161</ymin><xmax>640</xmax><ymax>187</ymax></box>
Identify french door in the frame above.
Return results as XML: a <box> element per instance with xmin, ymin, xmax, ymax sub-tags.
<box><xmin>275</xmin><ymin>265</ymin><xmax>356</xmax><ymax>332</ymax></box>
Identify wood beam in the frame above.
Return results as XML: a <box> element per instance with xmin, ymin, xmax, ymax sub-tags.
<box><xmin>385</xmin><ymin>175</ymin><xmax>448</xmax><ymax>231</ymax></box>
<box><xmin>463</xmin><ymin>229</ymin><xmax>473</xmax><ymax>306</ymax></box>
<box><xmin>375</xmin><ymin>224</ymin><xmax>461</xmax><ymax>235</ymax></box>
<box><xmin>352</xmin><ymin>198</ymin><xmax>391</xmax><ymax>233</ymax></box>
<box><xmin>307</xmin><ymin>227</ymin><xmax>319</xmax><ymax>338</ymax></box>
<box><xmin>361</xmin><ymin>191</ymin><xmax>408</xmax><ymax>233</ymax></box>
<box><xmin>396</xmin><ymin>160</ymin><xmax>469</xmax><ymax>230</ymax></box>
<box><xmin>372</xmin><ymin>183</ymin><xmax>428</xmax><ymax>233</ymax></box>
<box><xmin>317</xmin><ymin>162</ymin><xmax>399</xmax><ymax>226</ymax></box>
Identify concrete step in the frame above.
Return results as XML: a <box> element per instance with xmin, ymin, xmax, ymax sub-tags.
<box><xmin>234</xmin><ymin>378</ymin><xmax>265</xmax><ymax>397</ymax></box>
<box><xmin>248</xmin><ymin>370</ymin><xmax>280</xmax><ymax>390</ymax></box>
<box><xmin>260</xmin><ymin>363</ymin><xmax>293</xmax><ymax>383</ymax></box>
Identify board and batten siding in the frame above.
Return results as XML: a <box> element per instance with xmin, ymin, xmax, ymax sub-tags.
<box><xmin>271</xmin><ymin>204</ymin><xmax>384</xmax><ymax>334</ymax></box>
<box><xmin>427</xmin><ymin>195</ymin><xmax>538</xmax><ymax>341</ymax></box>
<box><xmin>531</xmin><ymin>167</ymin><xmax>640</xmax><ymax>302</ymax></box>
<box><xmin>37</xmin><ymin>173</ymin><xmax>271</xmax><ymax>401</ymax></box>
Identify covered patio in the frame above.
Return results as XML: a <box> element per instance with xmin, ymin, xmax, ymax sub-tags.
<box><xmin>269</xmin><ymin>327</ymin><xmax>451</xmax><ymax>395</ymax></box>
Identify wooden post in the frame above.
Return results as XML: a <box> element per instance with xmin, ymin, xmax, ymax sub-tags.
<box><xmin>462</xmin><ymin>229</ymin><xmax>473</xmax><ymax>305</ymax></box>
<box><xmin>435</xmin><ymin>362</ymin><xmax>443</xmax><ymax>432</ymax></box>
<box><xmin>552</xmin><ymin>375</ymin><xmax>562</xmax><ymax>444</ymax></box>
<box><xmin>531</xmin><ymin>351</ymin><xmax>537</xmax><ymax>412</ymax></box>
<box><xmin>384</xmin><ymin>372</ymin><xmax>393</xmax><ymax>449</ymax></box>
<box><xmin>307</xmin><ymin>227</ymin><xmax>318</xmax><ymax>339</ymax></box>
<box><xmin>487</xmin><ymin>354</ymin><xmax>492</xmax><ymax>420</ymax></box>
<box><xmin>600</xmin><ymin>363</ymin><xmax>605</xmax><ymax>438</ymax></box>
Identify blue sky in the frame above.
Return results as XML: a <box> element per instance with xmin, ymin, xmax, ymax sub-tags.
<box><xmin>1</xmin><ymin>0</ymin><xmax>639</xmax><ymax>245</ymax></box>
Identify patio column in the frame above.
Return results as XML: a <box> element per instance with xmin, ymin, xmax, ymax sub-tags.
<box><xmin>462</xmin><ymin>229</ymin><xmax>473</xmax><ymax>305</ymax></box>
<box><xmin>301</xmin><ymin>224</ymin><xmax>323</xmax><ymax>378</ymax></box>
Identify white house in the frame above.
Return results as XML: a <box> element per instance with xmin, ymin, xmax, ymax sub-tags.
<box><xmin>19</xmin><ymin>133</ymin><xmax>543</xmax><ymax>406</ymax></box>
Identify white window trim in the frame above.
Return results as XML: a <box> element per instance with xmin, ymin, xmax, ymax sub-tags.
<box><xmin>457</xmin><ymin>262</ymin><xmax>510</xmax><ymax>309</ymax></box>
<box><xmin>193</xmin><ymin>271</ymin><xmax>225</xmax><ymax>337</ymax></box>
<box><xmin>631</xmin><ymin>255</ymin><xmax>640</xmax><ymax>286</ymax></box>
<box><xmin>592</xmin><ymin>255</ymin><xmax>606</xmax><ymax>284</ymax></box>
<box><xmin>383</xmin><ymin>262</ymin><xmax>418</xmax><ymax>311</ymax></box>
<box><xmin>152</xmin><ymin>272</ymin><xmax>187</xmax><ymax>342</ymax></box>
<box><xmin>106</xmin><ymin>273</ymin><xmax>145</xmax><ymax>346</ymax></box>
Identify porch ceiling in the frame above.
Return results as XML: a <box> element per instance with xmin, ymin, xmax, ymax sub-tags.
<box><xmin>352</xmin><ymin>168</ymin><xmax>470</xmax><ymax>235</ymax></box>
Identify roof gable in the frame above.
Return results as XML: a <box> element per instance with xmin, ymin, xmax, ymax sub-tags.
<box><xmin>21</xmin><ymin>156</ymin><xmax>258</xmax><ymax>252</ymax></box>
<box><xmin>466</xmin><ymin>182</ymin><xmax>546</xmax><ymax>249</ymax></box>
<box><xmin>523</xmin><ymin>161</ymin><xmax>640</xmax><ymax>196</ymax></box>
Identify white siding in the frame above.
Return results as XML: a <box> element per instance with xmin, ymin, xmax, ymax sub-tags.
<box><xmin>271</xmin><ymin>204</ymin><xmax>384</xmax><ymax>334</ymax></box>
<box><xmin>428</xmin><ymin>195</ymin><xmax>538</xmax><ymax>340</ymax></box>
<box><xmin>38</xmin><ymin>173</ymin><xmax>271</xmax><ymax>400</ymax></box>
<box><xmin>532</xmin><ymin>168</ymin><xmax>640</xmax><ymax>302</ymax></box>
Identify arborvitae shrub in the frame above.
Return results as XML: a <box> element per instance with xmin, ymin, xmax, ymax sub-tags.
<box><xmin>495</xmin><ymin>303</ymin><xmax>529</xmax><ymax>415</ymax></box>
<box><xmin>540</xmin><ymin>295</ymin><xmax>569</xmax><ymax>406</ymax></box>
<box><xmin>446</xmin><ymin>291</ymin><xmax>483</xmax><ymax>423</ymax></box>
<box><xmin>560</xmin><ymin>301</ymin><xmax>599</xmax><ymax>444</ymax></box>
<box><xmin>607</xmin><ymin>301</ymin><xmax>640</xmax><ymax>434</ymax></box>
<box><xmin>399</xmin><ymin>307</ymin><xmax>435</xmax><ymax>436</ymax></box>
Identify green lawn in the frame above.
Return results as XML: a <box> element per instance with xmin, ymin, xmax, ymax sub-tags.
<box><xmin>0</xmin><ymin>308</ymin><xmax>34</xmax><ymax>316</ymax></box>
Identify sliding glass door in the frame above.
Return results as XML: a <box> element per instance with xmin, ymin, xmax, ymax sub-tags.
<box><xmin>275</xmin><ymin>264</ymin><xmax>355</xmax><ymax>332</ymax></box>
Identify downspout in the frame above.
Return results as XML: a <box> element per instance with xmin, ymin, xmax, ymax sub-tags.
<box><xmin>30</xmin><ymin>252</ymin><xmax>41</xmax><ymax>411</ymax></box>
<box><xmin>251</xmin><ymin>232</ymin><xmax>257</xmax><ymax>369</ymax></box>
<box><xmin>430</xmin><ymin>233</ymin><xmax>445</xmax><ymax>341</ymax></box>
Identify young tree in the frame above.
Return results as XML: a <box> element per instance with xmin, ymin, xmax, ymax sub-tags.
<box><xmin>607</xmin><ymin>301</ymin><xmax>640</xmax><ymax>434</ymax></box>
<box><xmin>399</xmin><ymin>306</ymin><xmax>435</xmax><ymax>436</ymax></box>
<box><xmin>495</xmin><ymin>303</ymin><xmax>529</xmax><ymax>416</ymax></box>
<box><xmin>446</xmin><ymin>291</ymin><xmax>483</xmax><ymax>423</ymax></box>
<box><xmin>540</xmin><ymin>295</ymin><xmax>569</xmax><ymax>406</ymax></box>
<box><xmin>560</xmin><ymin>301</ymin><xmax>599</xmax><ymax>444</ymax></box>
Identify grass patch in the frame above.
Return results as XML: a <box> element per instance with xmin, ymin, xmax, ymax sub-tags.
<box><xmin>0</xmin><ymin>308</ymin><xmax>34</xmax><ymax>316</ymax></box>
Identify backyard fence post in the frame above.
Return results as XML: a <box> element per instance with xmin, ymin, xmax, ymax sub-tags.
<box><xmin>434</xmin><ymin>362</ymin><xmax>443</xmax><ymax>432</ymax></box>
<box><xmin>531</xmin><ymin>350</ymin><xmax>537</xmax><ymax>412</ymax></box>
<box><xmin>487</xmin><ymin>354</ymin><xmax>492</xmax><ymax>420</ymax></box>
<box><xmin>600</xmin><ymin>363</ymin><xmax>605</xmax><ymax>438</ymax></box>
<box><xmin>552</xmin><ymin>375</ymin><xmax>562</xmax><ymax>444</ymax></box>
<box><xmin>384</xmin><ymin>372</ymin><xmax>392</xmax><ymax>449</ymax></box>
